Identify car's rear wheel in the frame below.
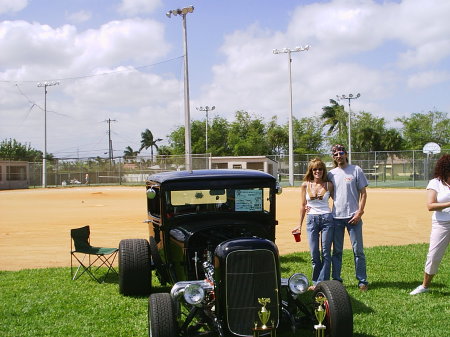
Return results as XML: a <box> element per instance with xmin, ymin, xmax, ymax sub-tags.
<box><xmin>119</xmin><ymin>239</ymin><xmax>151</xmax><ymax>296</ymax></box>
<box><xmin>148</xmin><ymin>293</ymin><xmax>178</xmax><ymax>337</ymax></box>
<box><xmin>313</xmin><ymin>280</ymin><xmax>353</xmax><ymax>337</ymax></box>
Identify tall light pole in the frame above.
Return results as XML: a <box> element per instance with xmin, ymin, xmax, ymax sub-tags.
<box><xmin>337</xmin><ymin>93</ymin><xmax>360</xmax><ymax>164</ymax></box>
<box><xmin>37</xmin><ymin>81</ymin><xmax>59</xmax><ymax>188</ymax></box>
<box><xmin>196</xmin><ymin>106</ymin><xmax>215</xmax><ymax>153</ymax></box>
<box><xmin>273</xmin><ymin>45</ymin><xmax>310</xmax><ymax>186</ymax></box>
<box><xmin>167</xmin><ymin>5</ymin><xmax>194</xmax><ymax>171</ymax></box>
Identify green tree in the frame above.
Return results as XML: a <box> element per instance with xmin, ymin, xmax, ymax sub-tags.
<box><xmin>227</xmin><ymin>111</ymin><xmax>270</xmax><ymax>156</ymax></box>
<box><xmin>166</xmin><ymin>126</ymin><xmax>186</xmax><ymax>155</ymax></box>
<box><xmin>351</xmin><ymin>112</ymin><xmax>385</xmax><ymax>152</ymax></box>
<box><xmin>321</xmin><ymin>99</ymin><xmax>347</xmax><ymax>140</ymax></box>
<box><xmin>157</xmin><ymin>145</ymin><xmax>173</xmax><ymax>156</ymax></box>
<box><xmin>293</xmin><ymin>116</ymin><xmax>324</xmax><ymax>154</ymax></box>
<box><xmin>123</xmin><ymin>146</ymin><xmax>139</xmax><ymax>160</ymax></box>
<box><xmin>396</xmin><ymin>110</ymin><xmax>450</xmax><ymax>149</ymax></box>
<box><xmin>267</xmin><ymin>116</ymin><xmax>288</xmax><ymax>155</ymax></box>
<box><xmin>346</xmin><ymin>111</ymin><xmax>406</xmax><ymax>154</ymax></box>
<box><xmin>382</xmin><ymin>128</ymin><xmax>404</xmax><ymax>152</ymax></box>
<box><xmin>191</xmin><ymin>120</ymin><xmax>206</xmax><ymax>154</ymax></box>
<box><xmin>207</xmin><ymin>117</ymin><xmax>231</xmax><ymax>156</ymax></box>
<box><xmin>139</xmin><ymin>129</ymin><xmax>163</xmax><ymax>159</ymax></box>
<box><xmin>0</xmin><ymin>138</ymin><xmax>44</xmax><ymax>161</ymax></box>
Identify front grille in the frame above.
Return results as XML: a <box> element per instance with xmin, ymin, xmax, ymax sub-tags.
<box><xmin>226</xmin><ymin>249</ymin><xmax>279</xmax><ymax>336</ymax></box>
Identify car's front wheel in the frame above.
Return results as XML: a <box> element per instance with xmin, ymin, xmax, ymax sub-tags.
<box><xmin>118</xmin><ymin>239</ymin><xmax>151</xmax><ymax>296</ymax></box>
<box><xmin>313</xmin><ymin>280</ymin><xmax>353</xmax><ymax>337</ymax></box>
<box><xmin>148</xmin><ymin>293</ymin><xmax>178</xmax><ymax>337</ymax></box>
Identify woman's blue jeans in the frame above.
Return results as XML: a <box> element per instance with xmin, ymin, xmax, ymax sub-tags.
<box><xmin>306</xmin><ymin>213</ymin><xmax>334</xmax><ymax>284</ymax></box>
<box><xmin>331</xmin><ymin>218</ymin><xmax>368</xmax><ymax>286</ymax></box>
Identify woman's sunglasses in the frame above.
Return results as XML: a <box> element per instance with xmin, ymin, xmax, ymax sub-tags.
<box><xmin>312</xmin><ymin>168</ymin><xmax>323</xmax><ymax>171</ymax></box>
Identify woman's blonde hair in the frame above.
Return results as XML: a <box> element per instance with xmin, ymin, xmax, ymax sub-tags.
<box><xmin>303</xmin><ymin>157</ymin><xmax>328</xmax><ymax>182</ymax></box>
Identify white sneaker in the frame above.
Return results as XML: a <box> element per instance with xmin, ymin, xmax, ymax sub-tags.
<box><xmin>409</xmin><ymin>285</ymin><xmax>429</xmax><ymax>295</ymax></box>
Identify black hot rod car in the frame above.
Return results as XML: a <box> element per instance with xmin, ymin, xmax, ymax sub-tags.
<box><xmin>118</xmin><ymin>169</ymin><xmax>353</xmax><ymax>336</ymax></box>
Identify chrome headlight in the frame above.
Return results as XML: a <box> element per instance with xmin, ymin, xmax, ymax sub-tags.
<box><xmin>183</xmin><ymin>283</ymin><xmax>205</xmax><ymax>306</ymax></box>
<box><xmin>288</xmin><ymin>273</ymin><xmax>309</xmax><ymax>295</ymax></box>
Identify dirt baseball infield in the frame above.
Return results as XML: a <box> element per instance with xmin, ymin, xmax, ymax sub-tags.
<box><xmin>0</xmin><ymin>186</ymin><xmax>431</xmax><ymax>271</ymax></box>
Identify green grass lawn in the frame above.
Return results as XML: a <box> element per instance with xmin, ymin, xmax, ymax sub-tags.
<box><xmin>1</xmin><ymin>244</ymin><xmax>448</xmax><ymax>337</ymax></box>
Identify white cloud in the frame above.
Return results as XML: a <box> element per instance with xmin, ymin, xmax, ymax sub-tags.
<box><xmin>0</xmin><ymin>0</ymin><xmax>27</xmax><ymax>14</ymax></box>
<box><xmin>398</xmin><ymin>39</ymin><xmax>450</xmax><ymax>69</ymax></box>
<box><xmin>0</xmin><ymin>16</ymin><xmax>181</xmax><ymax>155</ymax></box>
<box><xmin>0</xmin><ymin>18</ymin><xmax>170</xmax><ymax>79</ymax></box>
<box><xmin>0</xmin><ymin>21</ymin><xmax>78</xmax><ymax>73</ymax></box>
<box><xmin>75</xmin><ymin>18</ymin><xmax>170</xmax><ymax>68</ymax></box>
<box><xmin>66</xmin><ymin>10</ymin><xmax>92</xmax><ymax>24</ymax></box>
<box><xmin>286</xmin><ymin>0</ymin><xmax>390</xmax><ymax>58</ymax></box>
<box><xmin>117</xmin><ymin>0</ymin><xmax>162</xmax><ymax>16</ymax></box>
<box><xmin>389</xmin><ymin>0</ymin><xmax>450</xmax><ymax>68</ymax></box>
<box><xmin>1</xmin><ymin>0</ymin><xmax>450</xmax><ymax>157</ymax></box>
<box><xmin>196</xmin><ymin>0</ymin><xmax>450</xmax><ymax>128</ymax></box>
<box><xmin>198</xmin><ymin>2</ymin><xmax>400</xmax><ymax>124</ymax></box>
<box><xmin>408</xmin><ymin>70</ymin><xmax>450</xmax><ymax>89</ymax></box>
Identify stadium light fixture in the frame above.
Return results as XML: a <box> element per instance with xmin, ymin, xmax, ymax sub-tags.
<box><xmin>273</xmin><ymin>45</ymin><xmax>310</xmax><ymax>187</ymax></box>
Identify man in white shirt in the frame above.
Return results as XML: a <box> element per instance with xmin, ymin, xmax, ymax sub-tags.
<box><xmin>327</xmin><ymin>144</ymin><xmax>369</xmax><ymax>291</ymax></box>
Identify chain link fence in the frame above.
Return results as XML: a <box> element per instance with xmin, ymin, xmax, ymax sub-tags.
<box><xmin>270</xmin><ymin>149</ymin><xmax>449</xmax><ymax>188</ymax></box>
<box><xmin>24</xmin><ymin>154</ymin><xmax>210</xmax><ymax>188</ymax></box>
<box><xmin>2</xmin><ymin>149</ymin><xmax>449</xmax><ymax>189</ymax></box>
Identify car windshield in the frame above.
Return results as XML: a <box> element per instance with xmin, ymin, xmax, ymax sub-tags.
<box><xmin>165</xmin><ymin>187</ymin><xmax>271</xmax><ymax>216</ymax></box>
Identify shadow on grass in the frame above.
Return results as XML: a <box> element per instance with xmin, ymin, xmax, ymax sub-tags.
<box><xmin>280</xmin><ymin>254</ymin><xmax>309</xmax><ymax>263</ymax></box>
<box><xmin>363</xmin><ymin>280</ymin><xmax>448</xmax><ymax>292</ymax></box>
<box><xmin>349</xmin><ymin>295</ymin><xmax>375</xmax><ymax>314</ymax></box>
<box><xmin>101</xmin><ymin>271</ymin><xmax>119</xmax><ymax>284</ymax></box>
<box><xmin>279</xmin><ymin>254</ymin><xmax>309</xmax><ymax>274</ymax></box>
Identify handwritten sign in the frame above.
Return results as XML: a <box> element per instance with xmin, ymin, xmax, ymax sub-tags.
<box><xmin>235</xmin><ymin>189</ymin><xmax>262</xmax><ymax>211</ymax></box>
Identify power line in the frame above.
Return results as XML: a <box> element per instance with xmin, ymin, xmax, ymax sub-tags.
<box><xmin>0</xmin><ymin>56</ymin><xmax>184</xmax><ymax>84</ymax></box>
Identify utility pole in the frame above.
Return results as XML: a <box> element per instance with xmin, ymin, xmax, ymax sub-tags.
<box><xmin>166</xmin><ymin>6</ymin><xmax>195</xmax><ymax>171</ymax></box>
<box><xmin>37</xmin><ymin>81</ymin><xmax>59</xmax><ymax>188</ymax></box>
<box><xmin>104</xmin><ymin>118</ymin><xmax>117</xmax><ymax>165</ymax></box>
<box><xmin>337</xmin><ymin>93</ymin><xmax>360</xmax><ymax>164</ymax></box>
<box><xmin>273</xmin><ymin>45</ymin><xmax>310</xmax><ymax>186</ymax></box>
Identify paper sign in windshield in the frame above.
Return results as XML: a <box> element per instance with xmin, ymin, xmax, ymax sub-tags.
<box><xmin>235</xmin><ymin>189</ymin><xmax>262</xmax><ymax>211</ymax></box>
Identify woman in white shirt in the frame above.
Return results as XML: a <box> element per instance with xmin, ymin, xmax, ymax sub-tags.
<box><xmin>293</xmin><ymin>158</ymin><xmax>334</xmax><ymax>290</ymax></box>
<box><xmin>410</xmin><ymin>154</ymin><xmax>450</xmax><ymax>295</ymax></box>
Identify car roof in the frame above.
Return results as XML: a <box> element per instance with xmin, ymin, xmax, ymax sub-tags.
<box><xmin>147</xmin><ymin>169</ymin><xmax>275</xmax><ymax>184</ymax></box>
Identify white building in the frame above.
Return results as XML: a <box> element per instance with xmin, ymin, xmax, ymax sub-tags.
<box><xmin>210</xmin><ymin>156</ymin><xmax>278</xmax><ymax>177</ymax></box>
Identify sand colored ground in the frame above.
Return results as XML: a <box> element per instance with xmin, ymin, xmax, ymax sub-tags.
<box><xmin>0</xmin><ymin>186</ymin><xmax>431</xmax><ymax>271</ymax></box>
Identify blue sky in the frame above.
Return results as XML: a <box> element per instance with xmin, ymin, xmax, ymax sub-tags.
<box><xmin>1</xmin><ymin>0</ymin><xmax>449</xmax><ymax>158</ymax></box>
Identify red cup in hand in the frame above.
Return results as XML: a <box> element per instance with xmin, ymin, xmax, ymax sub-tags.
<box><xmin>292</xmin><ymin>229</ymin><xmax>301</xmax><ymax>242</ymax></box>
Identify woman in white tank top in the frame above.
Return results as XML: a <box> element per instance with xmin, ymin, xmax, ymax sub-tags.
<box><xmin>293</xmin><ymin>158</ymin><xmax>334</xmax><ymax>289</ymax></box>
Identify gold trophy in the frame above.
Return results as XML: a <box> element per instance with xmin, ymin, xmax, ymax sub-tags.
<box><xmin>314</xmin><ymin>296</ymin><xmax>327</xmax><ymax>337</ymax></box>
<box><xmin>253</xmin><ymin>298</ymin><xmax>275</xmax><ymax>337</ymax></box>
<box><xmin>258</xmin><ymin>298</ymin><xmax>271</xmax><ymax>329</ymax></box>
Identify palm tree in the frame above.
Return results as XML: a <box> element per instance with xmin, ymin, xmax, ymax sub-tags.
<box><xmin>123</xmin><ymin>146</ymin><xmax>139</xmax><ymax>161</ymax></box>
<box><xmin>139</xmin><ymin>129</ymin><xmax>162</xmax><ymax>161</ymax></box>
<box><xmin>320</xmin><ymin>99</ymin><xmax>347</xmax><ymax>138</ymax></box>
